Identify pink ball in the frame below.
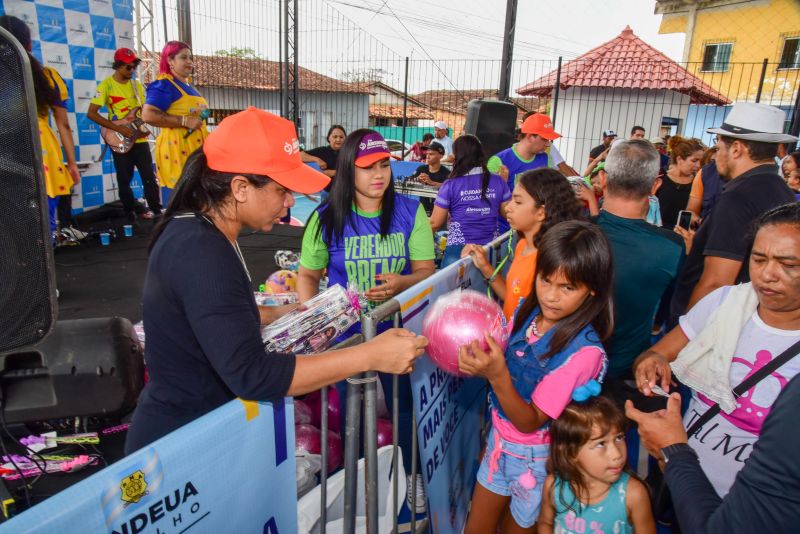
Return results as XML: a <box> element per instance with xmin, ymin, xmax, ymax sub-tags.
<box><xmin>376</xmin><ymin>418</ymin><xmax>393</xmax><ymax>448</ymax></box>
<box><xmin>327</xmin><ymin>386</ymin><xmax>341</xmax><ymax>433</ymax></box>
<box><xmin>294</xmin><ymin>424</ymin><xmax>342</xmax><ymax>473</ymax></box>
<box><xmin>326</xmin><ymin>430</ymin><xmax>343</xmax><ymax>473</ymax></box>
<box><xmin>302</xmin><ymin>386</ymin><xmax>341</xmax><ymax>432</ymax></box>
<box><xmin>422</xmin><ymin>290</ymin><xmax>509</xmax><ymax>376</ymax></box>
<box><xmin>295</xmin><ymin>423</ymin><xmax>321</xmax><ymax>455</ymax></box>
<box><xmin>294</xmin><ymin>399</ymin><xmax>313</xmax><ymax>426</ymax></box>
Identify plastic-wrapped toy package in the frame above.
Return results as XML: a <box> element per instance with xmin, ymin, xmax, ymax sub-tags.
<box><xmin>261</xmin><ymin>284</ymin><xmax>362</xmax><ymax>354</ymax></box>
<box><xmin>254</xmin><ymin>291</ymin><xmax>298</xmax><ymax>306</ymax></box>
<box><xmin>422</xmin><ymin>289</ymin><xmax>509</xmax><ymax>376</ymax></box>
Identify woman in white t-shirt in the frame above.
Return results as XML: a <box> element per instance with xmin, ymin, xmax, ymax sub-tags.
<box><xmin>633</xmin><ymin>202</ymin><xmax>800</xmax><ymax>496</ymax></box>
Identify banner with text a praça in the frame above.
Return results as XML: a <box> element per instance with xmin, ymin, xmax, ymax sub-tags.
<box><xmin>395</xmin><ymin>257</ymin><xmax>489</xmax><ymax>534</ymax></box>
<box><xmin>3</xmin><ymin>399</ymin><xmax>297</xmax><ymax>534</ymax></box>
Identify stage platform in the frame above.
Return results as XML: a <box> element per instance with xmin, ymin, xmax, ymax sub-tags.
<box><xmin>55</xmin><ymin>202</ymin><xmax>304</xmax><ymax>323</ymax></box>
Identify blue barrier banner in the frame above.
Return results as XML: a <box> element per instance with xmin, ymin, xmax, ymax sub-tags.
<box><xmin>395</xmin><ymin>258</ymin><xmax>489</xmax><ymax>533</ymax></box>
<box><xmin>3</xmin><ymin>399</ymin><xmax>297</xmax><ymax>534</ymax></box>
<box><xmin>390</xmin><ymin>160</ymin><xmax>421</xmax><ymax>179</ymax></box>
<box><xmin>1</xmin><ymin>0</ymin><xmax>134</xmax><ymax>212</ymax></box>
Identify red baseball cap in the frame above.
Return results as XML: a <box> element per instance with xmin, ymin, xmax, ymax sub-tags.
<box><xmin>203</xmin><ymin>107</ymin><xmax>330</xmax><ymax>194</ymax></box>
<box><xmin>354</xmin><ymin>132</ymin><xmax>391</xmax><ymax>168</ymax></box>
<box><xmin>521</xmin><ymin>113</ymin><xmax>561</xmax><ymax>140</ymax></box>
<box><xmin>114</xmin><ymin>48</ymin><xmax>139</xmax><ymax>64</ymax></box>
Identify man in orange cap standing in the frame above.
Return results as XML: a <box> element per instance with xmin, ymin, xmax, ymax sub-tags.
<box><xmin>487</xmin><ymin>113</ymin><xmax>575</xmax><ymax>234</ymax></box>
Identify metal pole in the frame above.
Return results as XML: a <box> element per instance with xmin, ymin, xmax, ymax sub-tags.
<box><xmin>755</xmin><ymin>58</ymin><xmax>769</xmax><ymax>103</ymax></box>
<box><xmin>361</xmin><ymin>314</ymin><xmax>380</xmax><ymax>534</ymax></box>
<box><xmin>552</xmin><ymin>56</ymin><xmax>563</xmax><ymax>127</ymax></box>
<box><xmin>401</xmin><ymin>57</ymin><xmax>410</xmax><ymax>158</ymax></box>
<box><xmin>342</xmin><ymin>377</ymin><xmax>362</xmax><ymax>534</ymax></box>
<box><xmin>391</xmin><ymin>313</ymin><xmax>401</xmax><ymax>534</ymax></box>
<box><xmin>790</xmin><ymin>77</ymin><xmax>800</xmax><ymax>144</ymax></box>
<box><xmin>175</xmin><ymin>0</ymin><xmax>192</xmax><ymax>48</ymax></box>
<box><xmin>281</xmin><ymin>0</ymin><xmax>290</xmax><ymax>120</ymax></box>
<box><xmin>278</xmin><ymin>0</ymin><xmax>284</xmax><ymax>117</ymax></box>
<box><xmin>498</xmin><ymin>0</ymin><xmax>518</xmax><ymax>101</ymax></box>
<box><xmin>320</xmin><ymin>386</ymin><xmax>329</xmax><ymax>534</ymax></box>
<box><xmin>161</xmin><ymin>0</ymin><xmax>168</xmax><ymax>42</ymax></box>
<box><xmin>292</xmin><ymin>0</ymin><xmax>299</xmax><ymax>129</ymax></box>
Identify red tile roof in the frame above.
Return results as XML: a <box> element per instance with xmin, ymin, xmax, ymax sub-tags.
<box><xmin>142</xmin><ymin>54</ymin><xmax>369</xmax><ymax>94</ymax></box>
<box><xmin>516</xmin><ymin>26</ymin><xmax>730</xmax><ymax>105</ymax></box>
<box><xmin>413</xmin><ymin>89</ymin><xmax>543</xmax><ymax>116</ymax></box>
<box><xmin>369</xmin><ymin>104</ymin><xmax>434</xmax><ymax>120</ymax></box>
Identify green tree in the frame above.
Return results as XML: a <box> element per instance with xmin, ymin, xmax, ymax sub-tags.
<box><xmin>340</xmin><ymin>67</ymin><xmax>388</xmax><ymax>83</ymax></box>
<box><xmin>214</xmin><ymin>47</ymin><xmax>261</xmax><ymax>59</ymax></box>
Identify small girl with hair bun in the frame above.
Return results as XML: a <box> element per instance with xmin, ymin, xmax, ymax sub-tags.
<box><xmin>538</xmin><ymin>396</ymin><xmax>655</xmax><ymax>534</ymax></box>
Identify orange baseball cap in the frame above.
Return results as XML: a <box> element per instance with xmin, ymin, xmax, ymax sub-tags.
<box><xmin>203</xmin><ymin>107</ymin><xmax>329</xmax><ymax>194</ymax></box>
<box><xmin>520</xmin><ymin>113</ymin><xmax>561</xmax><ymax>140</ymax></box>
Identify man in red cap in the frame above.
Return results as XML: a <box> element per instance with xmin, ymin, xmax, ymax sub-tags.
<box><xmin>88</xmin><ymin>48</ymin><xmax>162</xmax><ymax>221</ymax></box>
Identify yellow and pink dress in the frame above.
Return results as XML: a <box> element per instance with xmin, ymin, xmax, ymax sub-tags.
<box><xmin>145</xmin><ymin>74</ymin><xmax>209</xmax><ymax>188</ymax></box>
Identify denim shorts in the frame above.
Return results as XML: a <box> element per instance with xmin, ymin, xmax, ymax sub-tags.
<box><xmin>476</xmin><ymin>427</ymin><xmax>549</xmax><ymax>528</ymax></box>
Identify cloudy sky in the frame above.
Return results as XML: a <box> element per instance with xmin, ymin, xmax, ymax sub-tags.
<box><xmin>155</xmin><ymin>0</ymin><xmax>685</xmax><ymax>92</ymax></box>
<box><xmin>323</xmin><ymin>0</ymin><xmax>684</xmax><ymax>61</ymax></box>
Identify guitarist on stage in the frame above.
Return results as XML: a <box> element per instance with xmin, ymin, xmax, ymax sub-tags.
<box><xmin>88</xmin><ymin>48</ymin><xmax>161</xmax><ymax>221</ymax></box>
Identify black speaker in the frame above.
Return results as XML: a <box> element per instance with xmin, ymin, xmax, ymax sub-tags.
<box><xmin>0</xmin><ymin>27</ymin><xmax>57</xmax><ymax>353</ymax></box>
<box><xmin>0</xmin><ymin>318</ymin><xmax>145</xmax><ymax>423</ymax></box>
<box><xmin>463</xmin><ymin>99</ymin><xmax>518</xmax><ymax>159</ymax></box>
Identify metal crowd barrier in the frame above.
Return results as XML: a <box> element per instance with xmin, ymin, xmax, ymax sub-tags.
<box><xmin>313</xmin><ymin>232</ymin><xmax>509</xmax><ymax>534</ymax></box>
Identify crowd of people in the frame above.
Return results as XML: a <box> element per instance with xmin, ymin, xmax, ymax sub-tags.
<box><xmin>5</xmin><ymin>12</ymin><xmax>800</xmax><ymax>530</ymax></box>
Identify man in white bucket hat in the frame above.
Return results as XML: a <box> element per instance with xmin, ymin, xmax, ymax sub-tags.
<box><xmin>669</xmin><ymin>102</ymin><xmax>798</xmax><ymax>323</ymax></box>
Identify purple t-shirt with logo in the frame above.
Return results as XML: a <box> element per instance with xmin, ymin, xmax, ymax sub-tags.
<box><xmin>434</xmin><ymin>167</ymin><xmax>511</xmax><ymax>246</ymax></box>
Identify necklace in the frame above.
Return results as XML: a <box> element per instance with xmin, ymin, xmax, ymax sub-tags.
<box><xmin>531</xmin><ymin>314</ymin><xmax>544</xmax><ymax>337</ymax></box>
<box><xmin>199</xmin><ymin>213</ymin><xmax>251</xmax><ymax>282</ymax></box>
<box><xmin>229</xmin><ymin>238</ymin><xmax>251</xmax><ymax>282</ymax></box>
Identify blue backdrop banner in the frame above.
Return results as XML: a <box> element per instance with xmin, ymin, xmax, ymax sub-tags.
<box><xmin>395</xmin><ymin>257</ymin><xmax>489</xmax><ymax>533</ymax></box>
<box><xmin>2</xmin><ymin>399</ymin><xmax>297</xmax><ymax>534</ymax></box>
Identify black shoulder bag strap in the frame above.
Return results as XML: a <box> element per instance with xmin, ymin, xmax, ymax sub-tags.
<box><xmin>686</xmin><ymin>337</ymin><xmax>800</xmax><ymax>435</ymax></box>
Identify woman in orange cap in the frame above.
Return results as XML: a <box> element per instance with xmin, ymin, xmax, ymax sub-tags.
<box><xmin>125</xmin><ymin>108</ymin><xmax>427</xmax><ymax>454</ymax></box>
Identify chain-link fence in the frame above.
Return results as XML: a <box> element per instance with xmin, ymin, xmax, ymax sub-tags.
<box><xmin>136</xmin><ymin>0</ymin><xmax>799</xmax><ymax>171</ymax></box>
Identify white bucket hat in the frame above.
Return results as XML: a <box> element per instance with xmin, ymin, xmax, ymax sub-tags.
<box><xmin>707</xmin><ymin>102</ymin><xmax>798</xmax><ymax>143</ymax></box>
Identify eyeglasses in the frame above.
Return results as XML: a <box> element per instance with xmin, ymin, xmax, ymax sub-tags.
<box><xmin>123</xmin><ymin>64</ymin><xmax>135</xmax><ymax>71</ymax></box>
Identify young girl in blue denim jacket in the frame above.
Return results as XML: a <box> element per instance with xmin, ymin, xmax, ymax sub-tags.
<box><xmin>459</xmin><ymin>220</ymin><xmax>614</xmax><ymax>533</ymax></box>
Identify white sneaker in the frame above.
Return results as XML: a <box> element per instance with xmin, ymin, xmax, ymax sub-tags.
<box><xmin>61</xmin><ymin>226</ymin><xmax>87</xmax><ymax>241</ymax></box>
<box><xmin>406</xmin><ymin>473</ymin><xmax>426</xmax><ymax>514</ymax></box>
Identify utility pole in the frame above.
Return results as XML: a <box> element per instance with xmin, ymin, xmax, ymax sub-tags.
<box><xmin>282</xmin><ymin>0</ymin><xmax>299</xmax><ymax>132</ymax></box>
<box><xmin>498</xmin><ymin>0</ymin><xmax>518</xmax><ymax>101</ymax></box>
<box><xmin>176</xmin><ymin>0</ymin><xmax>192</xmax><ymax>47</ymax></box>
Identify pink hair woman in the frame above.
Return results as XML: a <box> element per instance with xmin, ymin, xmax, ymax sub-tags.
<box><xmin>142</xmin><ymin>41</ymin><xmax>209</xmax><ymax>191</ymax></box>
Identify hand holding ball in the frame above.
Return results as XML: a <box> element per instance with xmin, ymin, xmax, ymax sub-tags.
<box><xmin>422</xmin><ymin>290</ymin><xmax>509</xmax><ymax>376</ymax></box>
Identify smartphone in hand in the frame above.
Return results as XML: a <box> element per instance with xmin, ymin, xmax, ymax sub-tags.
<box><xmin>677</xmin><ymin>210</ymin><xmax>693</xmax><ymax>231</ymax></box>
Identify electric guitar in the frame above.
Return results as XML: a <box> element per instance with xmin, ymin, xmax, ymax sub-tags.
<box><xmin>100</xmin><ymin>107</ymin><xmax>151</xmax><ymax>154</ymax></box>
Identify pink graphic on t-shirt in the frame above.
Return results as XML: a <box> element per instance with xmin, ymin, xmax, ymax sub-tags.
<box><xmin>701</xmin><ymin>350</ymin><xmax>788</xmax><ymax>435</ymax></box>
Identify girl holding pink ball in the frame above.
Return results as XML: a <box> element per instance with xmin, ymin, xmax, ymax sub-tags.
<box><xmin>459</xmin><ymin>221</ymin><xmax>614</xmax><ymax>533</ymax></box>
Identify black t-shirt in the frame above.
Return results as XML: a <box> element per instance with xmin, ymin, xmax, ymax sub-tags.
<box><xmin>413</xmin><ymin>164</ymin><xmax>449</xmax><ymax>184</ymax></box>
<box><xmin>589</xmin><ymin>143</ymin><xmax>607</xmax><ymax>161</ymax></box>
<box><xmin>670</xmin><ymin>165</ymin><xmax>795</xmax><ymax>322</ymax></box>
<box><xmin>307</xmin><ymin>145</ymin><xmax>340</xmax><ymax>192</ymax></box>
<box><xmin>413</xmin><ymin>164</ymin><xmax>450</xmax><ymax>214</ymax></box>
<box><xmin>125</xmin><ymin>214</ymin><xmax>297</xmax><ymax>454</ymax></box>
<box><xmin>655</xmin><ymin>174</ymin><xmax>693</xmax><ymax>229</ymax></box>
